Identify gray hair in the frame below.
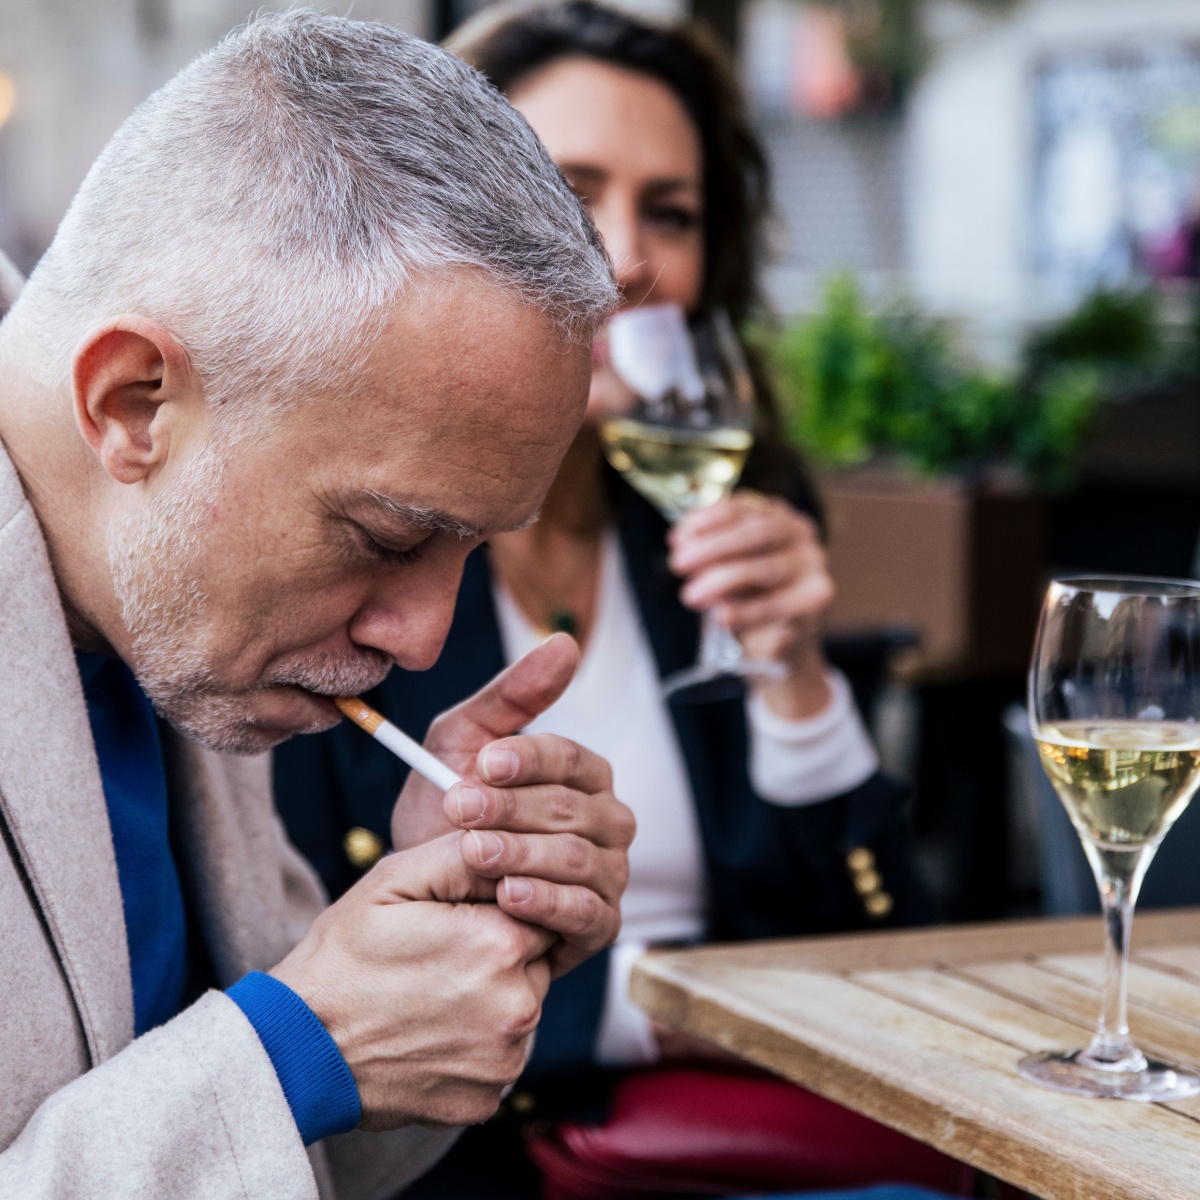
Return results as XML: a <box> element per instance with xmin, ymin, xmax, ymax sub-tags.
<box><xmin>5</xmin><ymin>10</ymin><xmax>614</xmax><ymax>415</ymax></box>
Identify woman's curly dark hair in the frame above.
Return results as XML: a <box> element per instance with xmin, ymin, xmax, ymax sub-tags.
<box><xmin>447</xmin><ymin>1</ymin><xmax>805</xmax><ymax>499</ymax></box>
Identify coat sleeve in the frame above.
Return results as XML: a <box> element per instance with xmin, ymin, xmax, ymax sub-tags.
<box><xmin>257</xmin><ymin>757</ymin><xmax>463</xmax><ymax>1200</ymax></box>
<box><xmin>0</xmin><ymin>991</ymin><xmax>318</xmax><ymax>1200</ymax></box>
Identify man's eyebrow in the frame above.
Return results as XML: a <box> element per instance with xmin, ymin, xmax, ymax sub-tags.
<box><xmin>360</xmin><ymin>491</ymin><xmax>484</xmax><ymax>540</ymax></box>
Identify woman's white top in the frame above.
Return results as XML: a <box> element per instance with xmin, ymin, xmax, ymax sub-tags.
<box><xmin>492</xmin><ymin>530</ymin><xmax>878</xmax><ymax>1066</ymax></box>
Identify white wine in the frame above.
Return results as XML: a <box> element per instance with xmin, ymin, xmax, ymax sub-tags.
<box><xmin>1036</xmin><ymin>720</ymin><xmax>1200</xmax><ymax>848</ymax></box>
<box><xmin>600</xmin><ymin>418</ymin><xmax>753</xmax><ymax>521</ymax></box>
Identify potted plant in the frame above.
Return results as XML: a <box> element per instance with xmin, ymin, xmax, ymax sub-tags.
<box><xmin>765</xmin><ymin>276</ymin><xmax>1103</xmax><ymax>676</ymax></box>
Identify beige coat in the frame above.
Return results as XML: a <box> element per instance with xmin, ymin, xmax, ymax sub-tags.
<box><xmin>0</xmin><ymin>415</ymin><xmax>454</xmax><ymax>1192</ymax></box>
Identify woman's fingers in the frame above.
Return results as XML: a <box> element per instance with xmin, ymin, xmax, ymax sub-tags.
<box><xmin>720</xmin><ymin>573</ymin><xmax>833</xmax><ymax>638</ymax></box>
<box><xmin>670</xmin><ymin>494</ymin><xmax>819</xmax><ymax>574</ymax></box>
<box><xmin>679</xmin><ymin>550</ymin><xmax>799</xmax><ymax>608</ymax></box>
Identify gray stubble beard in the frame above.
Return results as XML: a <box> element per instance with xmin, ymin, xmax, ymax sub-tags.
<box><xmin>106</xmin><ymin>439</ymin><xmax>394</xmax><ymax>754</ymax></box>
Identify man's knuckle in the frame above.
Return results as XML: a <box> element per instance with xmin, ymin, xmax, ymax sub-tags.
<box><xmin>507</xmin><ymin>836</ymin><xmax>533</xmax><ymax>870</ymax></box>
<box><xmin>500</xmin><ymin>989</ymin><xmax>541</xmax><ymax>1039</ymax></box>
<box><xmin>618</xmin><ymin>802</ymin><xmax>637</xmax><ymax>847</ymax></box>
<box><xmin>573</xmin><ymin>892</ymin><xmax>610</xmax><ymax>945</ymax></box>
<box><xmin>561</xmin><ymin>833</ymin><xmax>590</xmax><ymax>873</ymax></box>
<box><xmin>494</xmin><ymin>922</ymin><xmax>528</xmax><ymax>964</ymax></box>
<box><xmin>549</xmin><ymin>788</ymin><xmax>577</xmax><ymax>826</ymax></box>
<box><xmin>562</xmin><ymin>738</ymin><xmax>584</xmax><ymax>780</ymax></box>
<box><xmin>492</xmin><ymin>786</ymin><xmax>517</xmax><ymax>824</ymax></box>
<box><xmin>533</xmin><ymin>883</ymin><xmax>561</xmax><ymax>921</ymax></box>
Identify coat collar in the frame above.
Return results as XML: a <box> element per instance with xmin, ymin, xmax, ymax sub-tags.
<box><xmin>0</xmin><ymin>442</ymin><xmax>132</xmax><ymax>1062</ymax></box>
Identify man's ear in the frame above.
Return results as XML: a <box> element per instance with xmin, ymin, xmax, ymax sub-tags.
<box><xmin>72</xmin><ymin>317</ymin><xmax>199</xmax><ymax>485</ymax></box>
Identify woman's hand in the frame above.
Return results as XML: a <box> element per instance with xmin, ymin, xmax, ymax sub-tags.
<box><xmin>667</xmin><ymin>491</ymin><xmax>835</xmax><ymax>719</ymax></box>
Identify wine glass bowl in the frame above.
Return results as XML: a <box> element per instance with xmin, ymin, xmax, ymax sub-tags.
<box><xmin>596</xmin><ymin>305</ymin><xmax>785</xmax><ymax>698</ymax></box>
<box><xmin>1021</xmin><ymin>576</ymin><xmax>1200</xmax><ymax>1100</ymax></box>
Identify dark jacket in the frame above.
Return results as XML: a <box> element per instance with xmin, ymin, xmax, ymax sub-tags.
<box><xmin>272</xmin><ymin>470</ymin><xmax>932</xmax><ymax>1080</ymax></box>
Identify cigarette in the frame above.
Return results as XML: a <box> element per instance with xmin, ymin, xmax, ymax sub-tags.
<box><xmin>334</xmin><ymin>696</ymin><xmax>463</xmax><ymax>793</ymax></box>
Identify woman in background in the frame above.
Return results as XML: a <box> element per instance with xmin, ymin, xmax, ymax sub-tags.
<box><xmin>274</xmin><ymin>4</ymin><xmax>941</xmax><ymax>1196</ymax></box>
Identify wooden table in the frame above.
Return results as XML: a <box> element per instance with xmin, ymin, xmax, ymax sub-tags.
<box><xmin>631</xmin><ymin>909</ymin><xmax>1200</xmax><ymax>1200</ymax></box>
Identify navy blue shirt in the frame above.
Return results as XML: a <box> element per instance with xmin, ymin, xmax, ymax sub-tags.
<box><xmin>78</xmin><ymin>653</ymin><xmax>360</xmax><ymax>1143</ymax></box>
<box><xmin>77</xmin><ymin>653</ymin><xmax>188</xmax><ymax>1035</ymax></box>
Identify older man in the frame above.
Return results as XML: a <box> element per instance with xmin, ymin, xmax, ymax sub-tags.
<box><xmin>0</xmin><ymin>11</ymin><xmax>633</xmax><ymax>1199</ymax></box>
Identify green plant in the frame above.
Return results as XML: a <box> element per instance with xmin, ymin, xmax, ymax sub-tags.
<box><xmin>1026</xmin><ymin>288</ymin><xmax>1160</xmax><ymax>369</ymax></box>
<box><xmin>769</xmin><ymin>274</ymin><xmax>1103</xmax><ymax>487</ymax></box>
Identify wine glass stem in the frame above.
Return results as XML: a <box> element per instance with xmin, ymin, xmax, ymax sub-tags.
<box><xmin>699</xmin><ymin>608</ymin><xmax>744</xmax><ymax>671</ymax></box>
<box><xmin>1081</xmin><ymin>842</ymin><xmax>1155</xmax><ymax>1070</ymax></box>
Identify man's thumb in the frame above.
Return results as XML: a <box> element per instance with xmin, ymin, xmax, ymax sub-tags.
<box><xmin>376</xmin><ymin>833</ymin><xmax>495</xmax><ymax>904</ymax></box>
<box><xmin>429</xmin><ymin>632</ymin><xmax>581</xmax><ymax>747</ymax></box>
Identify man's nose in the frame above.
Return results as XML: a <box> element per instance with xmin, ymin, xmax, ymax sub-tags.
<box><xmin>345</xmin><ymin>552</ymin><xmax>468</xmax><ymax>672</ymax></box>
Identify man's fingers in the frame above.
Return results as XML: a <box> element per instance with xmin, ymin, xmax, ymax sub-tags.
<box><xmin>497</xmin><ymin>876</ymin><xmax>620</xmax><ymax>969</ymax></box>
<box><xmin>425</xmin><ymin>634</ymin><xmax>580</xmax><ymax>753</ymax></box>
<box><xmin>473</xmin><ymin>731</ymin><xmax>613</xmax><ymax>794</ymax></box>
<box><xmin>445</xmin><ymin>779</ymin><xmax>635</xmax><ymax>849</ymax></box>
<box><xmin>460</xmin><ymin>829</ymin><xmax>629</xmax><ymax>903</ymax></box>
<box><xmin>371</xmin><ymin>833</ymin><xmax>497</xmax><ymax>905</ymax></box>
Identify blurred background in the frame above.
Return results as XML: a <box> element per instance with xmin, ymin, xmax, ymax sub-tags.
<box><xmin>6</xmin><ymin>0</ymin><xmax>1200</xmax><ymax>920</ymax></box>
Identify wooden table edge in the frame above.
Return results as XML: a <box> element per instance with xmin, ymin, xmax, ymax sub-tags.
<box><xmin>630</xmin><ymin>910</ymin><xmax>1200</xmax><ymax>1200</ymax></box>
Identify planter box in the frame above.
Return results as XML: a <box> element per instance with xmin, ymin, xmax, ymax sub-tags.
<box><xmin>818</xmin><ymin>468</ymin><xmax>1046</xmax><ymax>679</ymax></box>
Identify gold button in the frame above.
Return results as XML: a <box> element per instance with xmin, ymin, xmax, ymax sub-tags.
<box><xmin>847</xmin><ymin>847</ymin><xmax>875</xmax><ymax>873</ymax></box>
<box><xmin>343</xmin><ymin>826</ymin><xmax>385</xmax><ymax>870</ymax></box>
<box><xmin>865</xmin><ymin>890</ymin><xmax>894</xmax><ymax>918</ymax></box>
<box><xmin>510</xmin><ymin>1091</ymin><xmax>536</xmax><ymax>1115</ymax></box>
<box><xmin>852</xmin><ymin>868</ymin><xmax>882</xmax><ymax>896</ymax></box>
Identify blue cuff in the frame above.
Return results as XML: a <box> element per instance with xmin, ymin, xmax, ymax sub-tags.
<box><xmin>227</xmin><ymin>971</ymin><xmax>361</xmax><ymax>1145</ymax></box>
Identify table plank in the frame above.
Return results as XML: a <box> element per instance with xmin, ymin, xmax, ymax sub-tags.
<box><xmin>638</xmin><ymin>908</ymin><xmax>1199</xmax><ymax>976</ymax></box>
<box><xmin>1139</xmin><ymin>944</ymin><xmax>1200</xmax><ymax>982</ymax></box>
<box><xmin>633</xmin><ymin>955</ymin><xmax>1200</xmax><ymax>1199</ymax></box>
<box><xmin>1040</xmin><ymin>955</ymin><xmax>1200</xmax><ymax>1031</ymax></box>
<box><xmin>853</xmin><ymin>966</ymin><xmax>1094</xmax><ymax>1054</ymax></box>
<box><xmin>960</xmin><ymin>959</ymin><xmax>1200</xmax><ymax>1072</ymax></box>
<box><xmin>862</xmin><ymin>961</ymin><xmax>1200</xmax><ymax>1124</ymax></box>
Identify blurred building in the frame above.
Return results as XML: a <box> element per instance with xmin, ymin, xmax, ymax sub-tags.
<box><xmin>745</xmin><ymin>0</ymin><xmax>1200</xmax><ymax>361</ymax></box>
<box><xmin>4</xmin><ymin>0</ymin><xmax>1200</xmax><ymax>358</ymax></box>
<box><xmin>0</xmin><ymin>0</ymin><xmax>681</xmax><ymax>275</ymax></box>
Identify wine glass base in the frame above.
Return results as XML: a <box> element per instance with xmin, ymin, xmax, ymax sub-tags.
<box><xmin>662</xmin><ymin>658</ymin><xmax>787</xmax><ymax>703</ymax></box>
<box><xmin>1018</xmin><ymin>1050</ymin><xmax>1200</xmax><ymax>1100</ymax></box>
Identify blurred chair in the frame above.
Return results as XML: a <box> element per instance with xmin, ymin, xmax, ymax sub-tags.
<box><xmin>824</xmin><ymin>626</ymin><xmax>918</xmax><ymax>733</ymax></box>
<box><xmin>1004</xmin><ymin>705</ymin><xmax>1200</xmax><ymax>915</ymax></box>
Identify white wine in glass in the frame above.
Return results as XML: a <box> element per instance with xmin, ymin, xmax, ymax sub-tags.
<box><xmin>599</xmin><ymin>420</ymin><xmax>753</xmax><ymax>522</ymax></box>
<box><xmin>596</xmin><ymin>304</ymin><xmax>784</xmax><ymax>698</ymax></box>
<box><xmin>1022</xmin><ymin>577</ymin><xmax>1200</xmax><ymax>1100</ymax></box>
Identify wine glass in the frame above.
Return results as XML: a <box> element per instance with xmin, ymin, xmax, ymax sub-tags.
<box><xmin>1021</xmin><ymin>576</ymin><xmax>1200</xmax><ymax>1100</ymax></box>
<box><xmin>595</xmin><ymin>304</ymin><xmax>786</xmax><ymax>699</ymax></box>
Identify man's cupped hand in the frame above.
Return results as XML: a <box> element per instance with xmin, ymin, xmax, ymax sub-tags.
<box><xmin>392</xmin><ymin>632</ymin><xmax>635</xmax><ymax>976</ymax></box>
<box><xmin>271</xmin><ymin>634</ymin><xmax>634</xmax><ymax>1129</ymax></box>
